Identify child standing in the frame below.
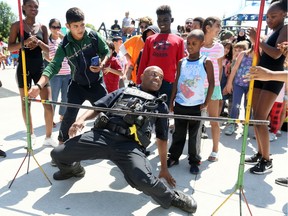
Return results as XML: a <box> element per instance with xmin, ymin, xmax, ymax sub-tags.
<box><xmin>28</xmin><ymin>7</ymin><xmax>110</xmax><ymax>145</ymax></box>
<box><xmin>103</xmin><ymin>41</ymin><xmax>123</xmax><ymax>93</ymax></box>
<box><xmin>137</xmin><ymin>5</ymin><xmax>185</xmax><ymax>105</ymax></box>
<box><xmin>224</xmin><ymin>42</ymin><xmax>252</xmax><ymax>135</ymax></box>
<box><xmin>167</xmin><ymin>30</ymin><xmax>214</xmax><ymax>174</ymax></box>
<box><xmin>245</xmin><ymin>0</ymin><xmax>287</xmax><ymax>174</ymax></box>
<box><xmin>219</xmin><ymin>40</ymin><xmax>233</xmax><ymax>117</ymax></box>
<box><xmin>200</xmin><ymin>17</ymin><xmax>224</xmax><ymax>162</ymax></box>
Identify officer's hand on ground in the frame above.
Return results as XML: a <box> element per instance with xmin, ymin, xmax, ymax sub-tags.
<box><xmin>28</xmin><ymin>86</ymin><xmax>40</xmax><ymax>98</ymax></box>
<box><xmin>159</xmin><ymin>169</ymin><xmax>176</xmax><ymax>188</ymax></box>
<box><xmin>68</xmin><ymin>121</ymin><xmax>85</xmax><ymax>138</ymax></box>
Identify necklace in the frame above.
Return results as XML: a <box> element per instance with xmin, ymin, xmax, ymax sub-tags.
<box><xmin>24</xmin><ymin>20</ymin><xmax>36</xmax><ymax>35</ymax></box>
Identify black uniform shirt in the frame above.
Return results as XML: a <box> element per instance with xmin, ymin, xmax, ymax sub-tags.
<box><xmin>94</xmin><ymin>87</ymin><xmax>169</xmax><ymax>141</ymax></box>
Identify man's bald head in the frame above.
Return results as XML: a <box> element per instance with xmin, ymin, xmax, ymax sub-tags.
<box><xmin>141</xmin><ymin>66</ymin><xmax>164</xmax><ymax>92</ymax></box>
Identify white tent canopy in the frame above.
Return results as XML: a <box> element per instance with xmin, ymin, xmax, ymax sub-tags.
<box><xmin>223</xmin><ymin>2</ymin><xmax>268</xmax><ymax>23</ymax></box>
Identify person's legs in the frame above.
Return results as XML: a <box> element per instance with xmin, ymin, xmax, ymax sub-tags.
<box><xmin>50</xmin><ymin>75</ymin><xmax>62</xmax><ymax>117</ymax></box>
<box><xmin>187</xmin><ymin>119</ymin><xmax>201</xmax><ymax>164</ymax></box>
<box><xmin>253</xmin><ymin>89</ymin><xmax>278</xmax><ymax>160</ymax></box>
<box><xmin>112</xmin><ymin>142</ymin><xmax>196</xmax><ymax>212</ymax></box>
<box><xmin>51</xmin><ymin>130</ymin><xmax>111</xmax><ymax>179</ymax></box>
<box><xmin>207</xmin><ymin>100</ymin><xmax>220</xmax><ymax>154</ymax></box>
<box><xmin>58</xmin><ymin>75</ymin><xmax>70</xmax><ymax>116</ymax></box>
<box><xmin>230</xmin><ymin>84</ymin><xmax>244</xmax><ymax>119</ymax></box>
<box><xmin>168</xmin><ymin>104</ymin><xmax>188</xmax><ymax>162</ymax></box>
<box><xmin>39</xmin><ymin>86</ymin><xmax>54</xmax><ymax>138</ymax></box>
<box><xmin>58</xmin><ymin>82</ymin><xmax>85</xmax><ymax>143</ymax></box>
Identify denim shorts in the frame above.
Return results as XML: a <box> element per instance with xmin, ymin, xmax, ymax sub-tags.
<box><xmin>205</xmin><ymin>85</ymin><xmax>222</xmax><ymax>100</ymax></box>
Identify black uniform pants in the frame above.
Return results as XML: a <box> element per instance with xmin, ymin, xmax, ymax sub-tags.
<box><xmin>51</xmin><ymin>129</ymin><xmax>175</xmax><ymax>208</ymax></box>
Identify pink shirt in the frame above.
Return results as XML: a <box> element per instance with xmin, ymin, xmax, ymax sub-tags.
<box><xmin>49</xmin><ymin>38</ymin><xmax>70</xmax><ymax>75</ymax></box>
<box><xmin>200</xmin><ymin>42</ymin><xmax>224</xmax><ymax>87</ymax></box>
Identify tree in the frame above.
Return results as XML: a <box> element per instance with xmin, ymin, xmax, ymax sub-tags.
<box><xmin>86</xmin><ymin>23</ymin><xmax>96</xmax><ymax>31</ymax></box>
<box><xmin>0</xmin><ymin>1</ymin><xmax>17</xmax><ymax>42</ymax></box>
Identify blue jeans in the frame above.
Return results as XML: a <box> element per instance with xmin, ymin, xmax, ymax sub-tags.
<box><xmin>50</xmin><ymin>74</ymin><xmax>71</xmax><ymax>116</ymax></box>
<box><xmin>230</xmin><ymin>84</ymin><xmax>249</xmax><ymax>119</ymax></box>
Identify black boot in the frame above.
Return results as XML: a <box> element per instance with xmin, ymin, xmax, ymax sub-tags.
<box><xmin>53</xmin><ymin>162</ymin><xmax>85</xmax><ymax>180</ymax></box>
<box><xmin>171</xmin><ymin>190</ymin><xmax>197</xmax><ymax>213</ymax></box>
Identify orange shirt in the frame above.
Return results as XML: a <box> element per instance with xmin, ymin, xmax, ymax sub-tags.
<box><xmin>120</xmin><ymin>35</ymin><xmax>144</xmax><ymax>83</ymax></box>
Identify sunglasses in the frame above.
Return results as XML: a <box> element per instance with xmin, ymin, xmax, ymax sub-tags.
<box><xmin>140</xmin><ymin>25</ymin><xmax>148</xmax><ymax>29</ymax></box>
<box><xmin>51</xmin><ymin>26</ymin><xmax>61</xmax><ymax>29</ymax></box>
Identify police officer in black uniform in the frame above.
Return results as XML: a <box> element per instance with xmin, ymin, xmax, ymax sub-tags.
<box><xmin>51</xmin><ymin>66</ymin><xmax>197</xmax><ymax>213</ymax></box>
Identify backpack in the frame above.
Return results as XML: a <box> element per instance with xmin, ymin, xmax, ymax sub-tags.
<box><xmin>61</xmin><ymin>30</ymin><xmax>99</xmax><ymax>56</ymax></box>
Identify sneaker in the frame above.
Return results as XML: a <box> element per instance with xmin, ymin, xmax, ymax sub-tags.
<box><xmin>275</xmin><ymin>177</ymin><xmax>288</xmax><ymax>187</ymax></box>
<box><xmin>0</xmin><ymin>149</ymin><xmax>6</xmax><ymax>158</ymax></box>
<box><xmin>245</xmin><ymin>152</ymin><xmax>262</xmax><ymax>165</ymax></box>
<box><xmin>250</xmin><ymin>158</ymin><xmax>273</xmax><ymax>175</ymax></box>
<box><xmin>190</xmin><ymin>164</ymin><xmax>200</xmax><ymax>175</ymax></box>
<box><xmin>167</xmin><ymin>157</ymin><xmax>179</xmax><ymax>168</ymax></box>
<box><xmin>224</xmin><ymin>124</ymin><xmax>235</xmax><ymax>136</ymax></box>
<box><xmin>171</xmin><ymin>190</ymin><xmax>197</xmax><ymax>213</ymax></box>
<box><xmin>43</xmin><ymin>137</ymin><xmax>58</xmax><ymax>148</ymax></box>
<box><xmin>53</xmin><ymin>162</ymin><xmax>85</xmax><ymax>180</ymax></box>
<box><xmin>276</xmin><ymin>130</ymin><xmax>282</xmax><ymax>137</ymax></box>
<box><xmin>50</xmin><ymin>159</ymin><xmax>57</xmax><ymax>167</ymax></box>
<box><xmin>269</xmin><ymin>132</ymin><xmax>277</xmax><ymax>142</ymax></box>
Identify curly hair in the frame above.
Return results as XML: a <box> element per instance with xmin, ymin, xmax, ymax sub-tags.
<box><xmin>139</xmin><ymin>16</ymin><xmax>153</xmax><ymax>26</ymax></box>
<box><xmin>156</xmin><ymin>5</ymin><xmax>172</xmax><ymax>16</ymax></box>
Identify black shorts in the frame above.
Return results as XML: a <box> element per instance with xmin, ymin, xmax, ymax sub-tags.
<box><xmin>16</xmin><ymin>57</ymin><xmax>48</xmax><ymax>88</ymax></box>
<box><xmin>254</xmin><ymin>80</ymin><xmax>284</xmax><ymax>95</ymax></box>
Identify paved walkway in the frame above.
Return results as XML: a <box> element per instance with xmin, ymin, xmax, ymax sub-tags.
<box><xmin>0</xmin><ymin>66</ymin><xmax>287</xmax><ymax>216</ymax></box>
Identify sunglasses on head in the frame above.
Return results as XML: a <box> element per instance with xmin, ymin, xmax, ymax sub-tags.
<box><xmin>51</xmin><ymin>26</ymin><xmax>61</xmax><ymax>29</ymax></box>
<box><xmin>140</xmin><ymin>25</ymin><xmax>148</xmax><ymax>29</ymax></box>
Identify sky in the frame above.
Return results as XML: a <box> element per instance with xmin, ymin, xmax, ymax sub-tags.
<box><xmin>5</xmin><ymin>0</ymin><xmax>258</xmax><ymax>30</ymax></box>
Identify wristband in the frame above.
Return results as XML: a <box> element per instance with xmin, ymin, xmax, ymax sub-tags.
<box><xmin>35</xmin><ymin>83</ymin><xmax>42</xmax><ymax>90</ymax></box>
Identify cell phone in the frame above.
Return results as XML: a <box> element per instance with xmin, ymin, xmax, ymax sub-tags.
<box><xmin>91</xmin><ymin>56</ymin><xmax>99</xmax><ymax>66</ymax></box>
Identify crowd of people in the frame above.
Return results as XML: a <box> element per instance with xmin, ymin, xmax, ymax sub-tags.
<box><xmin>0</xmin><ymin>0</ymin><xmax>287</xmax><ymax>213</ymax></box>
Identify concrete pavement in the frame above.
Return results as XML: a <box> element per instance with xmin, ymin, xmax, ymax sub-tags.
<box><xmin>0</xmin><ymin>66</ymin><xmax>287</xmax><ymax>216</ymax></box>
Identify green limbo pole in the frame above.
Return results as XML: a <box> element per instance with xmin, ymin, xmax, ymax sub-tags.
<box><xmin>236</xmin><ymin>0</ymin><xmax>266</xmax><ymax>191</ymax></box>
<box><xmin>212</xmin><ymin>1</ymin><xmax>266</xmax><ymax>215</ymax></box>
<box><xmin>8</xmin><ymin>0</ymin><xmax>52</xmax><ymax>189</ymax></box>
<box><xmin>17</xmin><ymin>0</ymin><xmax>32</xmax><ymax>151</ymax></box>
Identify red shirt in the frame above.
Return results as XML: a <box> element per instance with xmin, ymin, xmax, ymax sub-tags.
<box><xmin>137</xmin><ymin>33</ymin><xmax>185</xmax><ymax>84</ymax></box>
<box><xmin>103</xmin><ymin>56</ymin><xmax>122</xmax><ymax>93</ymax></box>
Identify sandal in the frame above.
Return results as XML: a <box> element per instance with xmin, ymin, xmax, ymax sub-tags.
<box><xmin>208</xmin><ymin>152</ymin><xmax>218</xmax><ymax>162</ymax></box>
<box><xmin>167</xmin><ymin>157</ymin><xmax>179</xmax><ymax>168</ymax></box>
